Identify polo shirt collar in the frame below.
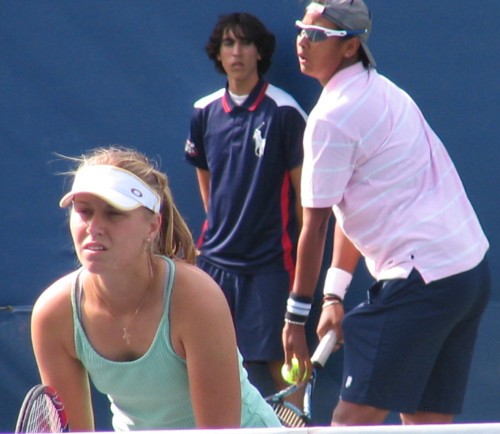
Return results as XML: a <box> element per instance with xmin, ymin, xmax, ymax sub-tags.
<box><xmin>222</xmin><ymin>78</ymin><xmax>269</xmax><ymax>113</ymax></box>
<box><xmin>324</xmin><ymin>61</ymin><xmax>366</xmax><ymax>92</ymax></box>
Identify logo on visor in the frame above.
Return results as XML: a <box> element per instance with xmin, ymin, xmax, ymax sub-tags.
<box><xmin>131</xmin><ymin>188</ymin><xmax>143</xmax><ymax>198</ymax></box>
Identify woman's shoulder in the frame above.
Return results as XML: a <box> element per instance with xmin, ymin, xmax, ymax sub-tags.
<box><xmin>170</xmin><ymin>259</ymin><xmax>226</xmax><ymax>306</ymax></box>
<box><xmin>173</xmin><ymin>258</ymin><xmax>216</xmax><ymax>283</ymax></box>
<box><xmin>32</xmin><ymin>271</ymin><xmax>79</xmax><ymax>323</ymax></box>
<box><xmin>31</xmin><ymin>271</ymin><xmax>81</xmax><ymax>364</ymax></box>
<box><xmin>168</xmin><ymin>259</ymin><xmax>234</xmax><ymax>359</ymax></box>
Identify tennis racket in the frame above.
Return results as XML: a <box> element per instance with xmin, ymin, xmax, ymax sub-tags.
<box><xmin>15</xmin><ymin>385</ymin><xmax>69</xmax><ymax>433</ymax></box>
<box><xmin>266</xmin><ymin>329</ymin><xmax>337</xmax><ymax>427</ymax></box>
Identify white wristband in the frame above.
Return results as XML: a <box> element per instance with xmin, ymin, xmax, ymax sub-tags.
<box><xmin>286</xmin><ymin>298</ymin><xmax>312</xmax><ymax>317</ymax></box>
<box><xmin>323</xmin><ymin>267</ymin><xmax>352</xmax><ymax>300</ymax></box>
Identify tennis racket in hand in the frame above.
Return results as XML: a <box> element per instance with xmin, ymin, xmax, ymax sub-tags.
<box><xmin>15</xmin><ymin>385</ymin><xmax>69</xmax><ymax>433</ymax></box>
<box><xmin>266</xmin><ymin>329</ymin><xmax>337</xmax><ymax>427</ymax></box>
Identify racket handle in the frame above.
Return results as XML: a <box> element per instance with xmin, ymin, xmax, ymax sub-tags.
<box><xmin>311</xmin><ymin>329</ymin><xmax>337</xmax><ymax>368</ymax></box>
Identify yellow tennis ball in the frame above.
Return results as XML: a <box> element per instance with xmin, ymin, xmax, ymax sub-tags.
<box><xmin>281</xmin><ymin>357</ymin><xmax>303</xmax><ymax>385</ymax></box>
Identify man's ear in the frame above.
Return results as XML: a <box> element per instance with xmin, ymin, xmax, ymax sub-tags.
<box><xmin>344</xmin><ymin>37</ymin><xmax>361</xmax><ymax>59</ymax></box>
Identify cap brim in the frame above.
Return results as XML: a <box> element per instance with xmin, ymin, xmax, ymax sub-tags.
<box><xmin>59</xmin><ymin>189</ymin><xmax>142</xmax><ymax>211</ymax></box>
<box><xmin>59</xmin><ymin>165</ymin><xmax>161</xmax><ymax>213</ymax></box>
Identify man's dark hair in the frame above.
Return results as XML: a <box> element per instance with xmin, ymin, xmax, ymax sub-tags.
<box><xmin>205</xmin><ymin>13</ymin><xmax>276</xmax><ymax>75</ymax></box>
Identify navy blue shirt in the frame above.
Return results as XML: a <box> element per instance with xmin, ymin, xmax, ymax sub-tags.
<box><xmin>185</xmin><ymin>79</ymin><xmax>306</xmax><ymax>273</ymax></box>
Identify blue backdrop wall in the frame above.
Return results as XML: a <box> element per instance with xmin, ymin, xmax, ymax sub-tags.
<box><xmin>1</xmin><ymin>0</ymin><xmax>498</xmax><ymax>430</ymax></box>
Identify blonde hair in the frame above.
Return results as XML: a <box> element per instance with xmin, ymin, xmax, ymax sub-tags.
<box><xmin>64</xmin><ymin>146</ymin><xmax>196</xmax><ymax>264</ymax></box>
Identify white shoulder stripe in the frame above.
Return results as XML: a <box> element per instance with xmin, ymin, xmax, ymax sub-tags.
<box><xmin>266</xmin><ymin>84</ymin><xmax>307</xmax><ymax>120</ymax></box>
<box><xmin>194</xmin><ymin>88</ymin><xmax>225</xmax><ymax>109</ymax></box>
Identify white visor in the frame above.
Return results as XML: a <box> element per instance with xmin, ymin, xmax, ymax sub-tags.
<box><xmin>59</xmin><ymin>165</ymin><xmax>161</xmax><ymax>213</ymax></box>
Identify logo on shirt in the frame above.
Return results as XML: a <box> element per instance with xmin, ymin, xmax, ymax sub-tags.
<box><xmin>253</xmin><ymin>122</ymin><xmax>267</xmax><ymax>157</ymax></box>
<box><xmin>184</xmin><ymin>139</ymin><xmax>198</xmax><ymax>157</ymax></box>
<box><xmin>345</xmin><ymin>376</ymin><xmax>353</xmax><ymax>388</ymax></box>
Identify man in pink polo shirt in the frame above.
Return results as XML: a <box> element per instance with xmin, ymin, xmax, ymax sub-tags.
<box><xmin>282</xmin><ymin>0</ymin><xmax>491</xmax><ymax>426</ymax></box>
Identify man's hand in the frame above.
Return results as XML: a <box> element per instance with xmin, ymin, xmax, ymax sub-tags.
<box><xmin>317</xmin><ymin>303</ymin><xmax>345</xmax><ymax>351</ymax></box>
<box><xmin>282</xmin><ymin>322</ymin><xmax>312</xmax><ymax>383</ymax></box>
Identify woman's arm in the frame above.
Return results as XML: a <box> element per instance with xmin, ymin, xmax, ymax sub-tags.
<box><xmin>170</xmin><ymin>263</ymin><xmax>242</xmax><ymax>428</ymax></box>
<box><xmin>31</xmin><ymin>278</ymin><xmax>95</xmax><ymax>432</ymax></box>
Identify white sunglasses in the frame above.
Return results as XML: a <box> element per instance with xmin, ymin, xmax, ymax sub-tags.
<box><xmin>295</xmin><ymin>20</ymin><xmax>367</xmax><ymax>42</ymax></box>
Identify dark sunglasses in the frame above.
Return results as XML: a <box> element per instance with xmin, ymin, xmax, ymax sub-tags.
<box><xmin>295</xmin><ymin>20</ymin><xmax>367</xmax><ymax>42</ymax></box>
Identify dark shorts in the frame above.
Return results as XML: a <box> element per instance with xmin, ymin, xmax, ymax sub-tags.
<box><xmin>197</xmin><ymin>257</ymin><xmax>291</xmax><ymax>361</ymax></box>
<box><xmin>340</xmin><ymin>258</ymin><xmax>491</xmax><ymax>414</ymax></box>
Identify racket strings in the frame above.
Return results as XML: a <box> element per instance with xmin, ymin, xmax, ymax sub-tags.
<box><xmin>270</xmin><ymin>402</ymin><xmax>307</xmax><ymax>428</ymax></box>
<box><xmin>22</xmin><ymin>394</ymin><xmax>65</xmax><ymax>433</ymax></box>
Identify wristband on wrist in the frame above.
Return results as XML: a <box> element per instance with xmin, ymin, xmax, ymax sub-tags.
<box><xmin>285</xmin><ymin>293</ymin><xmax>313</xmax><ymax>325</ymax></box>
<box><xmin>286</xmin><ymin>296</ymin><xmax>312</xmax><ymax>316</ymax></box>
<box><xmin>323</xmin><ymin>267</ymin><xmax>352</xmax><ymax>300</ymax></box>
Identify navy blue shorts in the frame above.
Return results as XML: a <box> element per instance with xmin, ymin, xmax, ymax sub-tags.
<box><xmin>340</xmin><ymin>258</ymin><xmax>491</xmax><ymax>414</ymax></box>
<box><xmin>197</xmin><ymin>257</ymin><xmax>291</xmax><ymax>361</ymax></box>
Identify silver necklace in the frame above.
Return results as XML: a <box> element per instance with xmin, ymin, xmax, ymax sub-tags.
<box><xmin>89</xmin><ymin>264</ymin><xmax>153</xmax><ymax>345</ymax></box>
<box><xmin>118</xmin><ymin>291</ymin><xmax>149</xmax><ymax>345</ymax></box>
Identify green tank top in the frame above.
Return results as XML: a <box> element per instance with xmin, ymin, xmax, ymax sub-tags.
<box><xmin>71</xmin><ymin>256</ymin><xmax>281</xmax><ymax>430</ymax></box>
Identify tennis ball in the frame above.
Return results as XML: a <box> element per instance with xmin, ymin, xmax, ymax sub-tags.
<box><xmin>281</xmin><ymin>357</ymin><xmax>304</xmax><ymax>385</ymax></box>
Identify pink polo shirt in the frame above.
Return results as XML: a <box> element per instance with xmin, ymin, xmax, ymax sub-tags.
<box><xmin>302</xmin><ymin>62</ymin><xmax>489</xmax><ymax>283</ymax></box>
